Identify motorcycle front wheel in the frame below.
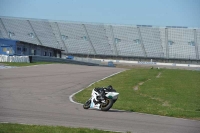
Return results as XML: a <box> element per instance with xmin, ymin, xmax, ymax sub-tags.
<box><xmin>100</xmin><ymin>99</ymin><xmax>114</xmax><ymax>111</ymax></box>
<box><xmin>83</xmin><ymin>99</ymin><xmax>91</xmax><ymax>109</ymax></box>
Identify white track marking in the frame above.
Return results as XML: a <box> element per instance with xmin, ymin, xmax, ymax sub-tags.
<box><xmin>69</xmin><ymin>70</ymin><xmax>126</xmax><ymax>105</ymax></box>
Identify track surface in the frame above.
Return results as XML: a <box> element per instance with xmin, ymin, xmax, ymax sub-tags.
<box><xmin>0</xmin><ymin>64</ymin><xmax>199</xmax><ymax>133</ymax></box>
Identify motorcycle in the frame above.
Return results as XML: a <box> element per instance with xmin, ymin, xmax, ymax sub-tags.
<box><xmin>83</xmin><ymin>86</ymin><xmax>119</xmax><ymax>111</ymax></box>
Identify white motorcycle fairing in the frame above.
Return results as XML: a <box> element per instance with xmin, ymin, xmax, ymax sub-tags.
<box><xmin>89</xmin><ymin>89</ymin><xmax>119</xmax><ymax>110</ymax></box>
<box><xmin>83</xmin><ymin>86</ymin><xmax>119</xmax><ymax>111</ymax></box>
<box><xmin>90</xmin><ymin>89</ymin><xmax>100</xmax><ymax>109</ymax></box>
<box><xmin>105</xmin><ymin>92</ymin><xmax>119</xmax><ymax>100</ymax></box>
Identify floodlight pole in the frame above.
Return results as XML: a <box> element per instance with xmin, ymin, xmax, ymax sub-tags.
<box><xmin>158</xmin><ymin>28</ymin><xmax>164</xmax><ymax>58</ymax></box>
<box><xmin>48</xmin><ymin>22</ymin><xmax>63</xmax><ymax>51</ymax></box>
<box><xmin>27</xmin><ymin>20</ymin><xmax>42</xmax><ymax>46</ymax></box>
<box><xmin>137</xmin><ymin>27</ymin><xmax>147</xmax><ymax>57</ymax></box>
<box><xmin>110</xmin><ymin>25</ymin><xmax>118</xmax><ymax>56</ymax></box>
<box><xmin>165</xmin><ymin>28</ymin><xmax>169</xmax><ymax>59</ymax></box>
<box><xmin>194</xmin><ymin>29</ymin><xmax>199</xmax><ymax>60</ymax></box>
<box><xmin>55</xmin><ymin>22</ymin><xmax>68</xmax><ymax>53</ymax></box>
<box><xmin>82</xmin><ymin>24</ymin><xmax>97</xmax><ymax>55</ymax></box>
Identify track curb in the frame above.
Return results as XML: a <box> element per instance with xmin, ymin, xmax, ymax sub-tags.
<box><xmin>69</xmin><ymin>70</ymin><xmax>126</xmax><ymax>105</ymax></box>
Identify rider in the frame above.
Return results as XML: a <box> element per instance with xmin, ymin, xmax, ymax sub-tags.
<box><xmin>97</xmin><ymin>85</ymin><xmax>113</xmax><ymax>100</ymax></box>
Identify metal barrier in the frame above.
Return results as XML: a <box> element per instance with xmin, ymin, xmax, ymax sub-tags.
<box><xmin>31</xmin><ymin>56</ymin><xmax>99</xmax><ymax>66</ymax></box>
<box><xmin>73</xmin><ymin>57</ymin><xmax>101</xmax><ymax>64</ymax></box>
<box><xmin>31</xmin><ymin>56</ymin><xmax>66</xmax><ymax>63</ymax></box>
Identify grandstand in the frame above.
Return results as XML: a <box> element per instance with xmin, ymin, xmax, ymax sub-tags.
<box><xmin>0</xmin><ymin>16</ymin><xmax>199</xmax><ymax>62</ymax></box>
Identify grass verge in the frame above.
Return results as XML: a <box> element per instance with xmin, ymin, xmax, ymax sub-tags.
<box><xmin>74</xmin><ymin>68</ymin><xmax>200</xmax><ymax>120</ymax></box>
<box><xmin>0</xmin><ymin>123</ymin><xmax>116</xmax><ymax>133</ymax></box>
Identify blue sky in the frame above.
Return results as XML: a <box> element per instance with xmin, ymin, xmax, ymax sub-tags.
<box><xmin>0</xmin><ymin>0</ymin><xmax>200</xmax><ymax>27</ymax></box>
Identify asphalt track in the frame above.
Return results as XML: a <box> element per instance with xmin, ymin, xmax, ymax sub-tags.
<box><xmin>0</xmin><ymin>64</ymin><xmax>200</xmax><ymax>133</ymax></box>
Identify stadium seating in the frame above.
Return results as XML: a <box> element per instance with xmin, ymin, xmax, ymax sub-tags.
<box><xmin>57</xmin><ymin>22</ymin><xmax>95</xmax><ymax>54</ymax></box>
<box><xmin>49</xmin><ymin>22</ymin><xmax>65</xmax><ymax>50</ymax></box>
<box><xmin>84</xmin><ymin>24</ymin><xmax>112</xmax><ymax>55</ymax></box>
<box><xmin>140</xmin><ymin>27</ymin><xmax>163</xmax><ymax>58</ymax></box>
<box><xmin>0</xmin><ymin>19</ymin><xmax>8</xmax><ymax>38</ymax></box>
<box><xmin>0</xmin><ymin>30</ymin><xmax>3</xmax><ymax>38</ymax></box>
<box><xmin>29</xmin><ymin>20</ymin><xmax>57</xmax><ymax>48</ymax></box>
<box><xmin>112</xmin><ymin>25</ymin><xmax>144</xmax><ymax>57</ymax></box>
<box><xmin>0</xmin><ymin>17</ymin><xmax>199</xmax><ymax>60</ymax></box>
<box><xmin>1</xmin><ymin>18</ymin><xmax>39</xmax><ymax>44</ymax></box>
<box><xmin>168</xmin><ymin>28</ymin><xmax>196</xmax><ymax>59</ymax></box>
<box><xmin>104</xmin><ymin>25</ymin><xmax>117</xmax><ymax>55</ymax></box>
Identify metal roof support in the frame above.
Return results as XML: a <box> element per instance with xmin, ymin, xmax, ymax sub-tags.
<box><xmin>194</xmin><ymin>29</ymin><xmax>199</xmax><ymax>60</ymax></box>
<box><xmin>158</xmin><ymin>29</ymin><xmax>164</xmax><ymax>58</ymax></box>
<box><xmin>48</xmin><ymin>22</ymin><xmax>61</xmax><ymax>50</ymax></box>
<box><xmin>82</xmin><ymin>24</ymin><xmax>97</xmax><ymax>55</ymax></box>
<box><xmin>165</xmin><ymin>28</ymin><xmax>169</xmax><ymax>59</ymax></box>
<box><xmin>137</xmin><ymin>27</ymin><xmax>147</xmax><ymax>57</ymax></box>
<box><xmin>0</xmin><ymin>30</ymin><xmax>3</xmax><ymax>38</ymax></box>
<box><xmin>110</xmin><ymin>25</ymin><xmax>118</xmax><ymax>56</ymax></box>
<box><xmin>55</xmin><ymin>22</ymin><xmax>68</xmax><ymax>53</ymax></box>
<box><xmin>0</xmin><ymin>18</ymin><xmax>10</xmax><ymax>39</ymax></box>
<box><xmin>27</xmin><ymin>20</ymin><xmax>42</xmax><ymax>45</ymax></box>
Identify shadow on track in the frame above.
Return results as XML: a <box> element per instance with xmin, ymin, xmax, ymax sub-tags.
<box><xmin>88</xmin><ymin>108</ymin><xmax>131</xmax><ymax>113</ymax></box>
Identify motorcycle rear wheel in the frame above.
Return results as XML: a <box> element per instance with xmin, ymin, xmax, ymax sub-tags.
<box><xmin>100</xmin><ymin>99</ymin><xmax>114</xmax><ymax>111</ymax></box>
<box><xmin>83</xmin><ymin>99</ymin><xmax>91</xmax><ymax>109</ymax></box>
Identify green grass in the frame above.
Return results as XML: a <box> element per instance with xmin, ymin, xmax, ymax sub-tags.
<box><xmin>1</xmin><ymin>62</ymin><xmax>56</xmax><ymax>67</ymax></box>
<box><xmin>74</xmin><ymin>68</ymin><xmax>200</xmax><ymax>120</ymax></box>
<box><xmin>0</xmin><ymin>123</ymin><xmax>116</xmax><ymax>133</ymax></box>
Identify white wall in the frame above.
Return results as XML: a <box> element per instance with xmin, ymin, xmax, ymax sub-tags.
<box><xmin>0</xmin><ymin>55</ymin><xmax>30</xmax><ymax>62</ymax></box>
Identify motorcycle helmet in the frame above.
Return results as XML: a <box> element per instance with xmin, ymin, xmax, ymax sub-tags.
<box><xmin>108</xmin><ymin>85</ymin><xmax>113</xmax><ymax>90</ymax></box>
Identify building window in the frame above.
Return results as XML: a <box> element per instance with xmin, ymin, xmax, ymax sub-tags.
<box><xmin>34</xmin><ymin>50</ymin><xmax>36</xmax><ymax>55</ymax></box>
<box><xmin>28</xmin><ymin>33</ymin><xmax>35</xmax><ymax>38</ymax></box>
<box><xmin>17</xmin><ymin>47</ymin><xmax>21</xmax><ymax>51</ymax></box>
<box><xmin>49</xmin><ymin>52</ymin><xmax>52</xmax><ymax>57</ymax></box>
<box><xmin>168</xmin><ymin>40</ymin><xmax>174</xmax><ymax>45</ymax></box>
<box><xmin>31</xmin><ymin>49</ymin><xmax>36</xmax><ymax>55</ymax></box>
<box><xmin>61</xmin><ymin>35</ymin><xmax>68</xmax><ymax>40</ymax></box>
<box><xmin>23</xmin><ymin>48</ymin><xmax>27</xmax><ymax>52</ymax></box>
<box><xmin>134</xmin><ymin>39</ymin><xmax>141</xmax><ymax>44</ymax></box>
<box><xmin>115</xmin><ymin>38</ymin><xmax>121</xmax><ymax>44</ymax></box>
<box><xmin>44</xmin><ymin>51</ymin><xmax>47</xmax><ymax>56</ymax></box>
<box><xmin>188</xmin><ymin>41</ymin><xmax>195</xmax><ymax>46</ymax></box>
